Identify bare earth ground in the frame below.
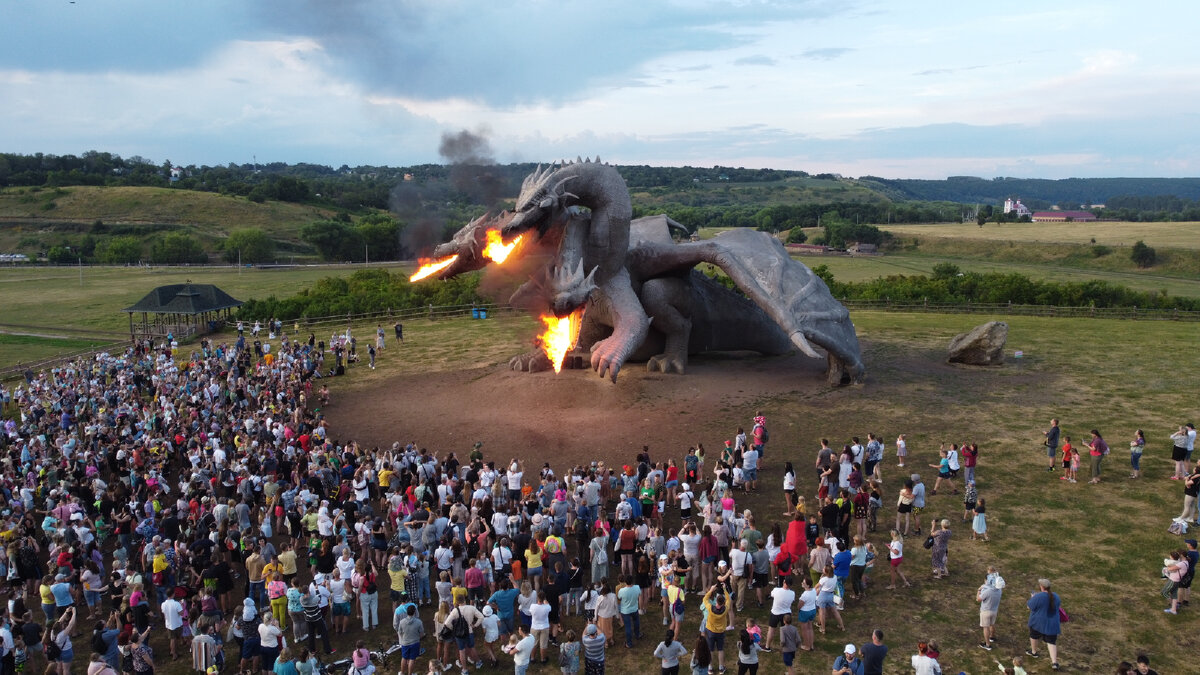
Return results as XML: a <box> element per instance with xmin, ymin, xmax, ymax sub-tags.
<box><xmin>328</xmin><ymin>351</ymin><xmax>830</xmax><ymax>465</ymax></box>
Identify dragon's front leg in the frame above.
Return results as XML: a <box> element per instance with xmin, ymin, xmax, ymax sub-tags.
<box><xmin>588</xmin><ymin>269</ymin><xmax>650</xmax><ymax>381</ymax></box>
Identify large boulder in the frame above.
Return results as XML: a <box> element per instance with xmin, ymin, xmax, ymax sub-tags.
<box><xmin>948</xmin><ymin>321</ymin><xmax>1008</xmax><ymax>366</ymax></box>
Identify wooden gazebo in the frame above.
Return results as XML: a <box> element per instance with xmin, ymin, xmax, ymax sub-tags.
<box><xmin>124</xmin><ymin>283</ymin><xmax>243</xmax><ymax>341</ymax></box>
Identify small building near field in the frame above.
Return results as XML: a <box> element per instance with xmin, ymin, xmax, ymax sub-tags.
<box><xmin>124</xmin><ymin>283</ymin><xmax>243</xmax><ymax>341</ymax></box>
<box><xmin>848</xmin><ymin>242</ymin><xmax>878</xmax><ymax>254</ymax></box>
<box><xmin>1031</xmin><ymin>210</ymin><xmax>1097</xmax><ymax>222</ymax></box>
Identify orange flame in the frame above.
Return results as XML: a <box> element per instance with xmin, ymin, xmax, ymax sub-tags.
<box><xmin>539</xmin><ymin>308</ymin><xmax>584</xmax><ymax>373</ymax></box>
<box><xmin>483</xmin><ymin>230</ymin><xmax>522</xmax><ymax>264</ymax></box>
<box><xmin>409</xmin><ymin>255</ymin><xmax>458</xmax><ymax>282</ymax></box>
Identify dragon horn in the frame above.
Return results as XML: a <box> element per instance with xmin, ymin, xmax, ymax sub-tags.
<box><xmin>583</xmin><ymin>265</ymin><xmax>598</xmax><ymax>291</ymax></box>
<box><xmin>553</xmin><ymin>175</ymin><xmax>577</xmax><ymax>195</ymax></box>
<box><xmin>521</xmin><ymin>164</ymin><xmax>543</xmax><ymax>191</ymax></box>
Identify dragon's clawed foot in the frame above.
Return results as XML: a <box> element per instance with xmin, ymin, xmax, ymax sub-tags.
<box><xmin>508</xmin><ymin>351</ymin><xmax>553</xmax><ymax>373</ymax></box>
<box><xmin>588</xmin><ymin>337</ymin><xmax>627</xmax><ymax>382</ymax></box>
<box><xmin>646</xmin><ymin>352</ymin><xmax>687</xmax><ymax>374</ymax></box>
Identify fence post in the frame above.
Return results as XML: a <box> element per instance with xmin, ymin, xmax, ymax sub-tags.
<box><xmin>428</xmin><ymin>303</ymin><xmax>434</xmax><ymax>320</ymax></box>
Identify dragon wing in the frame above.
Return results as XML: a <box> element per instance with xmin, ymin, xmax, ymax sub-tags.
<box><xmin>629</xmin><ymin>225</ymin><xmax>865</xmax><ymax>382</ymax></box>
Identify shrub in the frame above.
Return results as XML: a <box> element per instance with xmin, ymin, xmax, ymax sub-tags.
<box><xmin>1130</xmin><ymin>240</ymin><xmax>1157</xmax><ymax>268</ymax></box>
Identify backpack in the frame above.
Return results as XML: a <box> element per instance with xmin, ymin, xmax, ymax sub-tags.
<box><xmin>671</xmin><ymin>590</ymin><xmax>685</xmax><ymax>616</ymax></box>
<box><xmin>93</xmin><ymin>631</ymin><xmax>109</xmax><ymax>654</ymax></box>
<box><xmin>761</xmin><ymin>426</ymin><xmax>769</xmax><ymax>443</ymax></box>
<box><xmin>45</xmin><ymin>638</ymin><xmax>61</xmax><ymax>661</ymax></box>
<box><xmin>1169</xmin><ymin>520</ymin><xmax>1188</xmax><ymax>535</ymax></box>
<box><xmin>451</xmin><ymin>608</ymin><xmax>470</xmax><ymax>639</ymax></box>
<box><xmin>363</xmin><ymin>572</ymin><xmax>377</xmax><ymax>595</ymax></box>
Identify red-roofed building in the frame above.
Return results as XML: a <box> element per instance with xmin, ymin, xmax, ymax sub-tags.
<box><xmin>1032</xmin><ymin>210</ymin><xmax>1096</xmax><ymax>222</ymax></box>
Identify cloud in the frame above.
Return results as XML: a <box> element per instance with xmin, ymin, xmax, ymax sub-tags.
<box><xmin>734</xmin><ymin>55</ymin><xmax>778</xmax><ymax>67</ymax></box>
<box><xmin>797</xmin><ymin>47</ymin><xmax>854</xmax><ymax>61</ymax></box>
<box><xmin>0</xmin><ymin>39</ymin><xmax>441</xmax><ymax>166</ymax></box>
<box><xmin>250</xmin><ymin>0</ymin><xmax>839</xmax><ymax>106</ymax></box>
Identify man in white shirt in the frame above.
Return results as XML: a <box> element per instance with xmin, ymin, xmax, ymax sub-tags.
<box><xmin>728</xmin><ymin>542</ymin><xmax>751</xmax><ymax>612</ymax></box>
<box><xmin>161</xmin><ymin>594</ymin><xmax>185</xmax><ymax>659</ymax></box>
<box><xmin>741</xmin><ymin>447</ymin><xmax>759</xmax><ymax>492</ymax></box>
<box><xmin>502</xmin><ymin>625</ymin><xmax>536</xmax><ymax>674</ymax></box>
<box><xmin>506</xmin><ymin>461</ymin><xmax>524</xmax><ymax>503</ymax></box>
<box><xmin>762</xmin><ymin>576</ymin><xmax>795</xmax><ymax>652</ymax></box>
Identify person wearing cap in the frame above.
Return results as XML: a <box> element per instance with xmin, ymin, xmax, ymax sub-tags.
<box><xmin>580</xmin><ymin>623</ymin><xmax>606</xmax><ymax>674</ymax></box>
<box><xmin>832</xmin><ymin>642</ymin><xmax>864</xmax><ymax>675</ymax></box>
<box><xmin>976</xmin><ymin>567</ymin><xmax>1004</xmax><ymax>650</ymax></box>
<box><xmin>479</xmin><ymin>604</ymin><xmax>500</xmax><ymax>668</ymax></box>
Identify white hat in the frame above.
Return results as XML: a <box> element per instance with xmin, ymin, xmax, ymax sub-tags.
<box><xmin>659</xmin><ymin>554</ymin><xmax>668</xmax><ymax>561</ymax></box>
<box><xmin>482</xmin><ymin>606</ymin><xmax>493</xmax><ymax>617</ymax></box>
<box><xmin>844</xmin><ymin>644</ymin><xmax>856</xmax><ymax>655</ymax></box>
<box><xmin>532</xmin><ymin>514</ymin><xmax>543</xmax><ymax>524</ymax></box>
<box><xmin>681</xmin><ymin>483</ymin><xmax>690</xmax><ymax>492</ymax></box>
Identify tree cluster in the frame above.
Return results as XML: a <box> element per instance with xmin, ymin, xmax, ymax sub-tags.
<box><xmin>236</xmin><ymin>268</ymin><xmax>484</xmax><ymax>320</ymax></box>
<box><xmin>812</xmin><ymin>265</ymin><xmax>1198</xmax><ymax>311</ymax></box>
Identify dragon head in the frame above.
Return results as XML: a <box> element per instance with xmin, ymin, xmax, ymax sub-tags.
<box><xmin>546</xmin><ymin>259</ymin><xmax>598</xmax><ymax>317</ymax></box>
<box><xmin>502</xmin><ymin>164</ymin><xmax>577</xmax><ymax>240</ymax></box>
<box><xmin>426</xmin><ymin>211</ymin><xmax>512</xmax><ymax>279</ymax></box>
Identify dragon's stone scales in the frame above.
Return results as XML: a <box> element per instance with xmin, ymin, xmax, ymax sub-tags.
<box><xmin>427</xmin><ymin>159</ymin><xmax>865</xmax><ymax>384</ymax></box>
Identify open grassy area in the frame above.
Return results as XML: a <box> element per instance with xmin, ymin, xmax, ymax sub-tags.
<box><xmin>882</xmin><ymin>220</ymin><xmax>1200</xmax><ymax>250</ymax></box>
<box><xmin>0</xmin><ymin>263</ymin><xmax>413</xmax><ymax>336</ymax></box>
<box><xmin>0</xmin><ymin>186</ymin><xmax>337</xmax><ymax>250</ymax></box>
<box><xmin>295</xmin><ymin>310</ymin><xmax>1197</xmax><ymax>674</ymax></box>
<box><xmin>0</xmin><ymin>333</ymin><xmax>117</xmax><ymax>369</ymax></box>
<box><xmin>805</xmin><ymin>252</ymin><xmax>1200</xmax><ymax>299</ymax></box>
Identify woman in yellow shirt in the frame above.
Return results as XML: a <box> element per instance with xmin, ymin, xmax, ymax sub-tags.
<box><xmin>39</xmin><ymin>575</ymin><xmax>56</xmax><ymax>621</ymax></box>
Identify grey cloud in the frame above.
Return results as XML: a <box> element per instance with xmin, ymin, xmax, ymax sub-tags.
<box><xmin>252</xmin><ymin>1</ymin><xmax>842</xmax><ymax>106</ymax></box>
<box><xmin>734</xmin><ymin>55</ymin><xmax>777</xmax><ymax>66</ymax></box>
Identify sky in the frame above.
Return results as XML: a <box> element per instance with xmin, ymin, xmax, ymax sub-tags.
<box><xmin>2</xmin><ymin>0</ymin><xmax>1198</xmax><ymax>179</ymax></box>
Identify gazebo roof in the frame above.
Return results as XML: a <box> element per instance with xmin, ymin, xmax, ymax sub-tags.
<box><xmin>124</xmin><ymin>283</ymin><xmax>243</xmax><ymax>315</ymax></box>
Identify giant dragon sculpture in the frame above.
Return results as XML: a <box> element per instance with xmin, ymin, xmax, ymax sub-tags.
<box><xmin>415</xmin><ymin>158</ymin><xmax>865</xmax><ymax>385</ymax></box>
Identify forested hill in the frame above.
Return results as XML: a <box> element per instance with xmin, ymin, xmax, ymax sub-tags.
<box><xmin>859</xmin><ymin>175</ymin><xmax>1200</xmax><ymax>205</ymax></box>
<box><xmin>4</xmin><ymin>150</ymin><xmax>1200</xmax><ymax>208</ymax></box>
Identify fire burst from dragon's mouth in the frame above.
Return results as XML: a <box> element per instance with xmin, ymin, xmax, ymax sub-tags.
<box><xmin>409</xmin><ymin>230</ymin><xmax>524</xmax><ymax>282</ymax></box>
<box><xmin>539</xmin><ymin>308</ymin><xmax>584</xmax><ymax>373</ymax></box>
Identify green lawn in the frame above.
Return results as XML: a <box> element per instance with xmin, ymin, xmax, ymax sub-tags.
<box><xmin>0</xmin><ymin>333</ymin><xmax>116</xmax><ymax>370</ymax></box>
<box><xmin>802</xmin><ymin>252</ymin><xmax>1200</xmax><ymax>298</ymax></box>
<box><xmin>0</xmin><ymin>263</ymin><xmax>414</xmax><ymax>335</ymax></box>
<box><xmin>883</xmin><ymin>220</ymin><xmax>1200</xmax><ymax>250</ymax></box>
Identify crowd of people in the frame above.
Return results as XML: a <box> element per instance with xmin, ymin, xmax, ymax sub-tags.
<box><xmin>0</xmin><ymin>328</ymin><xmax>1185</xmax><ymax>675</ymax></box>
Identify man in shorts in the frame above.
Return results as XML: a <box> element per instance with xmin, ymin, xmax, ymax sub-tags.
<box><xmin>1043</xmin><ymin>419</ymin><xmax>1060</xmax><ymax>472</ymax></box>
<box><xmin>976</xmin><ymin>568</ymin><xmax>1004</xmax><ymax>650</ymax></box>
<box><xmin>394</xmin><ymin>603</ymin><xmax>424</xmax><ymax>675</ymax></box>
<box><xmin>762</xmin><ymin>576</ymin><xmax>795</xmax><ymax>652</ymax></box>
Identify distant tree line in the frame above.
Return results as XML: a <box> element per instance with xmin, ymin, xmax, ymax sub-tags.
<box><xmin>236</xmin><ymin>268</ymin><xmax>484</xmax><ymax>320</ymax></box>
<box><xmin>637</xmin><ymin>201</ymin><xmax>960</xmax><ymax>233</ymax></box>
<box><xmin>809</xmin><ymin>263</ymin><xmax>1199</xmax><ymax>311</ymax></box>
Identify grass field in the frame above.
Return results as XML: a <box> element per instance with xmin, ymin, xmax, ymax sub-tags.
<box><xmin>301</xmin><ymin>310</ymin><xmax>1200</xmax><ymax>674</ymax></box>
<box><xmin>882</xmin><ymin>220</ymin><xmax>1200</xmax><ymax>250</ymax></box>
<box><xmin>0</xmin><ymin>263</ymin><xmax>413</xmax><ymax>336</ymax></box>
<box><xmin>0</xmin><ymin>333</ymin><xmax>118</xmax><ymax>369</ymax></box>
<box><xmin>0</xmin><ymin>186</ymin><xmax>337</xmax><ymax>249</ymax></box>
